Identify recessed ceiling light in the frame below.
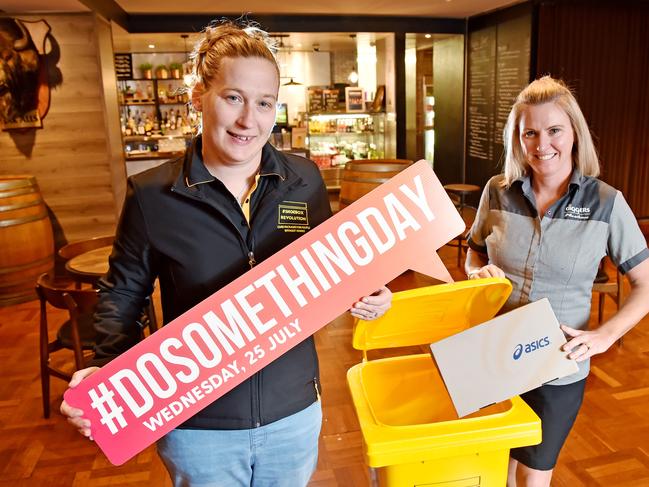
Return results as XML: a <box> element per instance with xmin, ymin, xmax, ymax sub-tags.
<box><xmin>296</xmin><ymin>43</ymin><xmax>302</xmax><ymax>48</ymax></box>
<box><xmin>148</xmin><ymin>44</ymin><xmax>155</xmax><ymax>49</ymax></box>
<box><xmin>425</xmin><ymin>34</ymin><xmax>432</xmax><ymax>39</ymax></box>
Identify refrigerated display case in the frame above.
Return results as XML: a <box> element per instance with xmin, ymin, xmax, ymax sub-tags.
<box><xmin>307</xmin><ymin>112</ymin><xmax>386</xmax><ymax>168</ymax></box>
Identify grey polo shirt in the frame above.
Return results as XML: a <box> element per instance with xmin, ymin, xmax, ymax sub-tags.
<box><xmin>468</xmin><ymin>170</ymin><xmax>649</xmax><ymax>385</ymax></box>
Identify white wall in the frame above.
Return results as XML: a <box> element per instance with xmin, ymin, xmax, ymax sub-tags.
<box><xmin>278</xmin><ymin>51</ymin><xmax>330</xmax><ymax>123</ymax></box>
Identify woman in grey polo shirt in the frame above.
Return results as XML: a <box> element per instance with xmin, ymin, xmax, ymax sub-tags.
<box><xmin>466</xmin><ymin>76</ymin><xmax>649</xmax><ymax>487</ymax></box>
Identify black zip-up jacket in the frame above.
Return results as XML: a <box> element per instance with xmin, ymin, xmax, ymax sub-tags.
<box><xmin>92</xmin><ymin>138</ymin><xmax>332</xmax><ymax>429</ymax></box>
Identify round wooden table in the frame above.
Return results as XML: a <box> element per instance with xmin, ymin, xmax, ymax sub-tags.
<box><xmin>64</xmin><ymin>245</ymin><xmax>112</xmax><ymax>285</ymax></box>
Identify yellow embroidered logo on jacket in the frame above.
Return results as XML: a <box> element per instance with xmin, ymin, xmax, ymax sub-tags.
<box><xmin>278</xmin><ymin>201</ymin><xmax>310</xmax><ymax>233</ymax></box>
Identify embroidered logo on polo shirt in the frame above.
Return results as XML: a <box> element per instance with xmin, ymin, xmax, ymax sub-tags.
<box><xmin>278</xmin><ymin>201</ymin><xmax>310</xmax><ymax>233</ymax></box>
<box><xmin>565</xmin><ymin>204</ymin><xmax>591</xmax><ymax>220</ymax></box>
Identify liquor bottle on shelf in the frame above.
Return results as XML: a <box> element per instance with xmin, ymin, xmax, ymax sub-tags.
<box><xmin>144</xmin><ymin>116</ymin><xmax>152</xmax><ymax>136</ymax></box>
<box><xmin>167</xmin><ymin>83</ymin><xmax>176</xmax><ymax>103</ymax></box>
<box><xmin>181</xmin><ymin>114</ymin><xmax>191</xmax><ymax>135</ymax></box>
<box><xmin>137</xmin><ymin>115</ymin><xmax>145</xmax><ymax>135</ymax></box>
<box><xmin>169</xmin><ymin>110</ymin><xmax>177</xmax><ymax>132</ymax></box>
<box><xmin>153</xmin><ymin>114</ymin><xmax>161</xmax><ymax>135</ymax></box>
<box><xmin>126</xmin><ymin>110</ymin><xmax>135</xmax><ymax>136</ymax></box>
<box><xmin>134</xmin><ymin>82</ymin><xmax>143</xmax><ymax>101</ymax></box>
<box><xmin>161</xmin><ymin>110</ymin><xmax>169</xmax><ymax>133</ymax></box>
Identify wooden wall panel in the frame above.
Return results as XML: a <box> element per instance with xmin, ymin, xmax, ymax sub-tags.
<box><xmin>0</xmin><ymin>13</ymin><xmax>123</xmax><ymax>246</ymax></box>
<box><xmin>536</xmin><ymin>0</ymin><xmax>649</xmax><ymax>217</ymax></box>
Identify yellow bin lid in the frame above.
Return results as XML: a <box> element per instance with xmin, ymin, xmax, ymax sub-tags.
<box><xmin>352</xmin><ymin>277</ymin><xmax>512</xmax><ymax>351</ymax></box>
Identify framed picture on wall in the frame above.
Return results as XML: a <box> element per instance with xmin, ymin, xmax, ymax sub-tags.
<box><xmin>345</xmin><ymin>87</ymin><xmax>365</xmax><ymax>113</ymax></box>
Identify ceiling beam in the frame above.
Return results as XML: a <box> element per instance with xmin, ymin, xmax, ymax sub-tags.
<box><xmin>78</xmin><ymin>0</ymin><xmax>128</xmax><ymax>30</ymax></box>
<box><xmin>126</xmin><ymin>14</ymin><xmax>465</xmax><ymax>34</ymax></box>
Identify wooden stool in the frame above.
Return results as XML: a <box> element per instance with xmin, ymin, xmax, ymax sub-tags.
<box><xmin>443</xmin><ymin>183</ymin><xmax>481</xmax><ymax>210</ymax></box>
<box><xmin>443</xmin><ymin>184</ymin><xmax>481</xmax><ymax>267</ymax></box>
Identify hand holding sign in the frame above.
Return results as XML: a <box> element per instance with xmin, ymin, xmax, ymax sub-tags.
<box><xmin>63</xmin><ymin>160</ymin><xmax>465</xmax><ymax>465</ymax></box>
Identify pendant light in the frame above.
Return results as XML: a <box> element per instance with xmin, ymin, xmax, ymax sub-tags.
<box><xmin>274</xmin><ymin>34</ymin><xmax>302</xmax><ymax>86</ymax></box>
<box><xmin>283</xmin><ymin>77</ymin><xmax>302</xmax><ymax>86</ymax></box>
<box><xmin>181</xmin><ymin>34</ymin><xmax>192</xmax><ymax>86</ymax></box>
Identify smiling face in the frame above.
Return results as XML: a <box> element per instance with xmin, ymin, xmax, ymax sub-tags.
<box><xmin>193</xmin><ymin>56</ymin><xmax>279</xmax><ymax>170</ymax></box>
<box><xmin>519</xmin><ymin>101</ymin><xmax>575</xmax><ymax>183</ymax></box>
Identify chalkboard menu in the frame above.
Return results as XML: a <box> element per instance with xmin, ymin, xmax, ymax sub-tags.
<box><xmin>114</xmin><ymin>53</ymin><xmax>133</xmax><ymax>80</ymax></box>
<box><xmin>323</xmin><ymin>89</ymin><xmax>339</xmax><ymax>112</ymax></box>
<box><xmin>494</xmin><ymin>16</ymin><xmax>531</xmax><ymax>146</ymax></box>
<box><xmin>308</xmin><ymin>88</ymin><xmax>324</xmax><ymax>113</ymax></box>
<box><xmin>467</xmin><ymin>27</ymin><xmax>496</xmax><ymax>163</ymax></box>
<box><xmin>466</xmin><ymin>13</ymin><xmax>531</xmax><ymax>190</ymax></box>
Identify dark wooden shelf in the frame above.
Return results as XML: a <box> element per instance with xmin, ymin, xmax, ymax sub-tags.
<box><xmin>123</xmin><ymin>134</ymin><xmax>191</xmax><ymax>141</ymax></box>
<box><xmin>120</xmin><ymin>101</ymin><xmax>155</xmax><ymax>106</ymax></box>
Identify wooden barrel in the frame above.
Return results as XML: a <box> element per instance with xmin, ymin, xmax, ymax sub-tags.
<box><xmin>339</xmin><ymin>159</ymin><xmax>413</xmax><ymax>209</ymax></box>
<box><xmin>0</xmin><ymin>175</ymin><xmax>54</xmax><ymax>306</ymax></box>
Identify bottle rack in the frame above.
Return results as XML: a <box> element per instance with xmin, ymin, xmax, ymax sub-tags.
<box><xmin>117</xmin><ymin>78</ymin><xmax>198</xmax><ymax>160</ymax></box>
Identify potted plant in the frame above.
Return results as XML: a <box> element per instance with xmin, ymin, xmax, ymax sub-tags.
<box><xmin>139</xmin><ymin>62</ymin><xmax>153</xmax><ymax>79</ymax></box>
<box><xmin>169</xmin><ymin>62</ymin><xmax>183</xmax><ymax>79</ymax></box>
<box><xmin>156</xmin><ymin>64</ymin><xmax>169</xmax><ymax>79</ymax></box>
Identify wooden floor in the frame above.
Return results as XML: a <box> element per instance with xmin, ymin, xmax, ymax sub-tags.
<box><xmin>1</xmin><ymin>246</ymin><xmax>649</xmax><ymax>486</ymax></box>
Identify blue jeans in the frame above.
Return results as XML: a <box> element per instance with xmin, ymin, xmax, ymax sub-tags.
<box><xmin>157</xmin><ymin>401</ymin><xmax>322</xmax><ymax>487</ymax></box>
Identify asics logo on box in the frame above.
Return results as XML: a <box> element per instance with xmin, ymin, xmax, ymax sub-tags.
<box><xmin>513</xmin><ymin>336</ymin><xmax>550</xmax><ymax>360</ymax></box>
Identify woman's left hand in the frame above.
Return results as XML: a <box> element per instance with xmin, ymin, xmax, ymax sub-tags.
<box><xmin>350</xmin><ymin>286</ymin><xmax>392</xmax><ymax>321</ymax></box>
<box><xmin>560</xmin><ymin>324</ymin><xmax>617</xmax><ymax>362</ymax></box>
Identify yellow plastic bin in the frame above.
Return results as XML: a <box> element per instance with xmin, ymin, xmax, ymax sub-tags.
<box><xmin>347</xmin><ymin>278</ymin><xmax>542</xmax><ymax>486</ymax></box>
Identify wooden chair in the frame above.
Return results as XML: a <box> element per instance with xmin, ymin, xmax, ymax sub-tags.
<box><xmin>592</xmin><ymin>257</ymin><xmax>624</xmax><ymax>325</ymax></box>
<box><xmin>58</xmin><ymin>235</ymin><xmax>158</xmax><ymax>333</ymax></box>
<box><xmin>592</xmin><ymin>219</ymin><xmax>648</xmax><ymax>330</ymax></box>
<box><xmin>58</xmin><ymin>235</ymin><xmax>115</xmax><ymax>287</ymax></box>
<box><xmin>36</xmin><ymin>273</ymin><xmax>99</xmax><ymax>418</ymax></box>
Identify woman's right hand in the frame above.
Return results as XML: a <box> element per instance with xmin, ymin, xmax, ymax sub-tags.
<box><xmin>60</xmin><ymin>366</ymin><xmax>100</xmax><ymax>439</ymax></box>
<box><xmin>468</xmin><ymin>264</ymin><xmax>506</xmax><ymax>280</ymax></box>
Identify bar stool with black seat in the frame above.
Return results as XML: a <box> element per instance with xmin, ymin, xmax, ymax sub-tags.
<box><xmin>36</xmin><ymin>273</ymin><xmax>99</xmax><ymax>418</ymax></box>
